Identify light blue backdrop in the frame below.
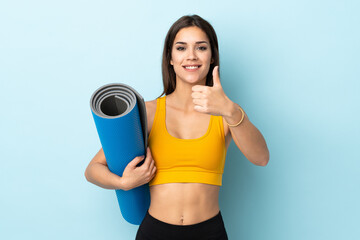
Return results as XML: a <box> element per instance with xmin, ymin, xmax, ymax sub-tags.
<box><xmin>1</xmin><ymin>0</ymin><xmax>359</xmax><ymax>239</ymax></box>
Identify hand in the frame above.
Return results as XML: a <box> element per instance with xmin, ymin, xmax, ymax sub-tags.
<box><xmin>121</xmin><ymin>147</ymin><xmax>156</xmax><ymax>191</ymax></box>
<box><xmin>191</xmin><ymin>66</ymin><xmax>232</xmax><ymax>116</ymax></box>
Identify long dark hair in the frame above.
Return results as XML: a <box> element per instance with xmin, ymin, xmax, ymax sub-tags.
<box><xmin>158</xmin><ymin>15</ymin><xmax>220</xmax><ymax>98</ymax></box>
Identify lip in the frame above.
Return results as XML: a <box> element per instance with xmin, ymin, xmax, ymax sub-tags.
<box><xmin>182</xmin><ymin>65</ymin><xmax>202</xmax><ymax>72</ymax></box>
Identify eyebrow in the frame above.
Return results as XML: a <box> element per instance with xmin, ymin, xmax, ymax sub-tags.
<box><xmin>175</xmin><ymin>41</ymin><xmax>209</xmax><ymax>45</ymax></box>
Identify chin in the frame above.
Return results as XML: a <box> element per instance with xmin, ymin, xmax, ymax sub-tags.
<box><xmin>180</xmin><ymin>75</ymin><xmax>207</xmax><ymax>85</ymax></box>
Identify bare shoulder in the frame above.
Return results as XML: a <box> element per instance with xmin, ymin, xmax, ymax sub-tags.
<box><xmin>145</xmin><ymin>99</ymin><xmax>158</xmax><ymax>136</ymax></box>
<box><xmin>145</xmin><ymin>99</ymin><xmax>157</xmax><ymax>116</ymax></box>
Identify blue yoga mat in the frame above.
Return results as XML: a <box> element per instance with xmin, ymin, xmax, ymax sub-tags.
<box><xmin>90</xmin><ymin>83</ymin><xmax>150</xmax><ymax>225</ymax></box>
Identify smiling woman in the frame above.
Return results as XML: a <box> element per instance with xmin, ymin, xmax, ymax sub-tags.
<box><xmin>85</xmin><ymin>14</ymin><xmax>269</xmax><ymax>240</ymax></box>
<box><xmin>133</xmin><ymin>16</ymin><xmax>233</xmax><ymax>240</ymax></box>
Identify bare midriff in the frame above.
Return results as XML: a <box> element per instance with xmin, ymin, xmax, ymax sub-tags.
<box><xmin>148</xmin><ymin>182</ymin><xmax>220</xmax><ymax>225</ymax></box>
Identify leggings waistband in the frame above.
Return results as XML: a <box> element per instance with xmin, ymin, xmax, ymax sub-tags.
<box><xmin>144</xmin><ymin>210</ymin><xmax>223</xmax><ymax>230</ymax></box>
<box><xmin>136</xmin><ymin>210</ymin><xmax>228</xmax><ymax>240</ymax></box>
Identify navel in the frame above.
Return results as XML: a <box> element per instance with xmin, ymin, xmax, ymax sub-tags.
<box><xmin>180</xmin><ymin>215</ymin><xmax>184</xmax><ymax>224</ymax></box>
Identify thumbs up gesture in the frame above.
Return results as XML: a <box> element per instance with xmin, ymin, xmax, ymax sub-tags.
<box><xmin>191</xmin><ymin>66</ymin><xmax>233</xmax><ymax>116</ymax></box>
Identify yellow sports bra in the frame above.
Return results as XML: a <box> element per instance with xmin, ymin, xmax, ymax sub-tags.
<box><xmin>148</xmin><ymin>95</ymin><xmax>227</xmax><ymax>187</ymax></box>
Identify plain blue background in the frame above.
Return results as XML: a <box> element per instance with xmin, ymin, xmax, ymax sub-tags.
<box><xmin>1</xmin><ymin>0</ymin><xmax>359</xmax><ymax>239</ymax></box>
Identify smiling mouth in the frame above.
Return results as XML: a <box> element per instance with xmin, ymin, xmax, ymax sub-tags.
<box><xmin>183</xmin><ymin>65</ymin><xmax>201</xmax><ymax>70</ymax></box>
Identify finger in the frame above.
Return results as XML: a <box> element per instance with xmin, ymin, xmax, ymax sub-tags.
<box><xmin>151</xmin><ymin>166</ymin><xmax>157</xmax><ymax>176</ymax></box>
<box><xmin>212</xmin><ymin>66</ymin><xmax>221</xmax><ymax>87</ymax></box>
<box><xmin>193</xmin><ymin>98</ymin><xmax>206</xmax><ymax>106</ymax></box>
<box><xmin>194</xmin><ymin>105</ymin><xmax>207</xmax><ymax>113</ymax></box>
<box><xmin>149</xmin><ymin>159</ymin><xmax>155</xmax><ymax>170</ymax></box>
<box><xmin>131</xmin><ymin>155</ymin><xmax>145</xmax><ymax>168</ymax></box>
<box><xmin>144</xmin><ymin>147</ymin><xmax>152</xmax><ymax>167</ymax></box>
<box><xmin>192</xmin><ymin>85</ymin><xmax>207</xmax><ymax>92</ymax></box>
<box><xmin>151</xmin><ymin>163</ymin><xmax>157</xmax><ymax>173</ymax></box>
<box><xmin>191</xmin><ymin>91</ymin><xmax>205</xmax><ymax>99</ymax></box>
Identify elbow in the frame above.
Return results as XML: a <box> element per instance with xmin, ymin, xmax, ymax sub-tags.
<box><xmin>84</xmin><ymin>166</ymin><xmax>91</xmax><ymax>182</ymax></box>
<box><xmin>84</xmin><ymin>170</ymin><xmax>89</xmax><ymax>182</ymax></box>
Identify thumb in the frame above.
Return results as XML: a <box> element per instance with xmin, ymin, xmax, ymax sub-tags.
<box><xmin>212</xmin><ymin>66</ymin><xmax>221</xmax><ymax>87</ymax></box>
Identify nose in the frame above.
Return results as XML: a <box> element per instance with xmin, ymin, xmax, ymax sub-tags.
<box><xmin>186</xmin><ymin>47</ymin><xmax>198</xmax><ymax>60</ymax></box>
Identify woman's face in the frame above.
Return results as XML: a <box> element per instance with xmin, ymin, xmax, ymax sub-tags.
<box><xmin>170</xmin><ymin>26</ymin><xmax>213</xmax><ymax>85</ymax></box>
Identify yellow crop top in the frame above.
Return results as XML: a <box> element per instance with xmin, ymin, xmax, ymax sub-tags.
<box><xmin>148</xmin><ymin>95</ymin><xmax>227</xmax><ymax>187</ymax></box>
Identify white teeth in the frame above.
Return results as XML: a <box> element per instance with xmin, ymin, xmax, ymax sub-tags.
<box><xmin>185</xmin><ymin>66</ymin><xmax>199</xmax><ymax>69</ymax></box>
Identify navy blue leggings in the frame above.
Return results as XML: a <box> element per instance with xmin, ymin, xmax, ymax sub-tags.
<box><xmin>135</xmin><ymin>210</ymin><xmax>228</xmax><ymax>240</ymax></box>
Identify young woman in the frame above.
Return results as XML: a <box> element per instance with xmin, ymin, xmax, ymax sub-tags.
<box><xmin>85</xmin><ymin>15</ymin><xmax>269</xmax><ymax>240</ymax></box>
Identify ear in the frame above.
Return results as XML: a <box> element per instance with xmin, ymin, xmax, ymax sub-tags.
<box><xmin>170</xmin><ymin>59</ymin><xmax>173</xmax><ymax>65</ymax></box>
<box><xmin>210</xmin><ymin>58</ymin><xmax>214</xmax><ymax>64</ymax></box>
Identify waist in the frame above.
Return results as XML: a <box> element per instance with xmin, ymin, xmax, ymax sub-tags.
<box><xmin>149</xmin><ymin>183</ymin><xmax>220</xmax><ymax>225</ymax></box>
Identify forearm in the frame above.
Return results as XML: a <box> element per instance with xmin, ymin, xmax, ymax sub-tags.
<box><xmin>223</xmin><ymin>100</ymin><xmax>269</xmax><ymax>166</ymax></box>
<box><xmin>85</xmin><ymin>163</ymin><xmax>125</xmax><ymax>190</ymax></box>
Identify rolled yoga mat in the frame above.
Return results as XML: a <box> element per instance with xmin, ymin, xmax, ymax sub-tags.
<box><xmin>90</xmin><ymin>83</ymin><xmax>150</xmax><ymax>225</ymax></box>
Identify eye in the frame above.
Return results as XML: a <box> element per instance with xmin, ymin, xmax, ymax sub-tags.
<box><xmin>176</xmin><ymin>46</ymin><xmax>185</xmax><ymax>51</ymax></box>
<box><xmin>198</xmin><ymin>46</ymin><xmax>207</xmax><ymax>51</ymax></box>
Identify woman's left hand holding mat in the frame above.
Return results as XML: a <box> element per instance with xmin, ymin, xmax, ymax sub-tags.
<box><xmin>121</xmin><ymin>147</ymin><xmax>157</xmax><ymax>191</ymax></box>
